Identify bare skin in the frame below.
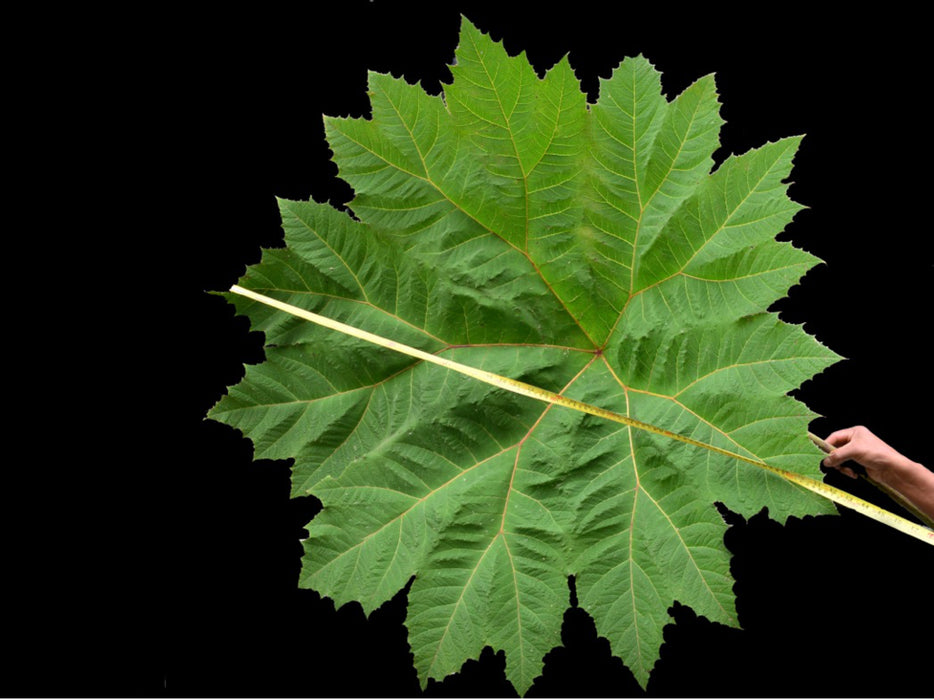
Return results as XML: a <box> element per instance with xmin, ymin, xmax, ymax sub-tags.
<box><xmin>823</xmin><ymin>425</ymin><xmax>934</xmax><ymax>522</ymax></box>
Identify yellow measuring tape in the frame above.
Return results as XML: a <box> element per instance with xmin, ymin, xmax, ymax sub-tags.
<box><xmin>230</xmin><ymin>285</ymin><xmax>934</xmax><ymax>546</ymax></box>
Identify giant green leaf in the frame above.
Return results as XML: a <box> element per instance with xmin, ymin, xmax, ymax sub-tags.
<box><xmin>209</xmin><ymin>17</ymin><xmax>841</xmax><ymax>693</ymax></box>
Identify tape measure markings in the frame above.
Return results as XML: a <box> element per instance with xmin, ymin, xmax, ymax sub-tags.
<box><xmin>229</xmin><ymin>285</ymin><xmax>934</xmax><ymax>546</ymax></box>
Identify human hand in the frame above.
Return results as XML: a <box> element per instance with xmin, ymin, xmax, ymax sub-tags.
<box><xmin>822</xmin><ymin>425</ymin><xmax>934</xmax><ymax>522</ymax></box>
<box><xmin>822</xmin><ymin>425</ymin><xmax>911</xmax><ymax>484</ymax></box>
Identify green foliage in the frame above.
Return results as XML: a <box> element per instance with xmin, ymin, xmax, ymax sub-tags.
<box><xmin>209</xmin><ymin>17</ymin><xmax>839</xmax><ymax>693</ymax></box>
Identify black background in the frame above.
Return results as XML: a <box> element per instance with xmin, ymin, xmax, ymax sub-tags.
<box><xmin>183</xmin><ymin>2</ymin><xmax>932</xmax><ymax>697</ymax></box>
<box><xmin>37</xmin><ymin>2</ymin><xmax>934</xmax><ymax>697</ymax></box>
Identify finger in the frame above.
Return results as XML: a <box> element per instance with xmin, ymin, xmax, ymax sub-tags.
<box><xmin>821</xmin><ymin>459</ymin><xmax>858</xmax><ymax>479</ymax></box>
<box><xmin>823</xmin><ymin>442</ymin><xmax>859</xmax><ymax>467</ymax></box>
<box><xmin>825</xmin><ymin>427</ymin><xmax>856</xmax><ymax>448</ymax></box>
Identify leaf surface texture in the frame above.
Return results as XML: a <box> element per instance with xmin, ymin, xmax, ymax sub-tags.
<box><xmin>210</xmin><ymin>18</ymin><xmax>839</xmax><ymax>693</ymax></box>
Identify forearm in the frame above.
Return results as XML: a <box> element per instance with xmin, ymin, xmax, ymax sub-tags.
<box><xmin>875</xmin><ymin>457</ymin><xmax>934</xmax><ymax>522</ymax></box>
